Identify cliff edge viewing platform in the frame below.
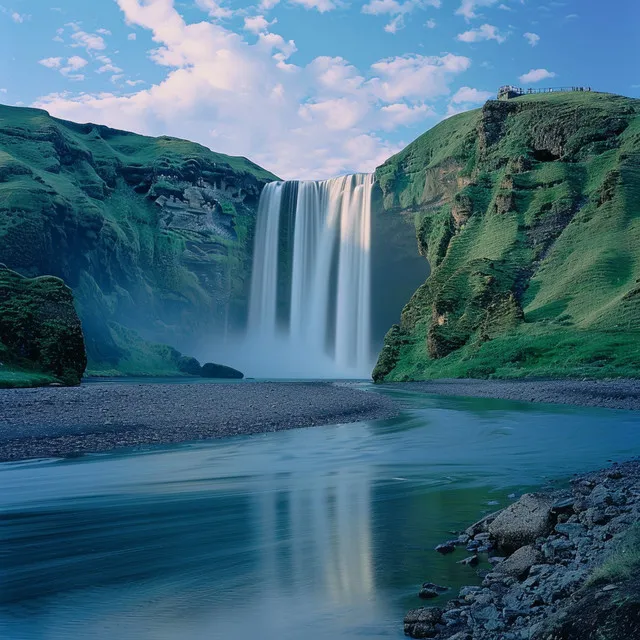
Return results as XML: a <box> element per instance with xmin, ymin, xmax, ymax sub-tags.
<box><xmin>498</xmin><ymin>85</ymin><xmax>594</xmax><ymax>100</ymax></box>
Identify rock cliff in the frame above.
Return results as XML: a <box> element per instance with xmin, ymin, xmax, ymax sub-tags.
<box><xmin>373</xmin><ymin>92</ymin><xmax>640</xmax><ymax>381</ymax></box>
<box><xmin>0</xmin><ymin>104</ymin><xmax>277</xmax><ymax>375</ymax></box>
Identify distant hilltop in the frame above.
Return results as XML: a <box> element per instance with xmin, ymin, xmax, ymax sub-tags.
<box><xmin>497</xmin><ymin>85</ymin><xmax>594</xmax><ymax>100</ymax></box>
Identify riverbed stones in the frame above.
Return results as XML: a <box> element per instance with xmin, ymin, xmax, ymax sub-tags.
<box><xmin>493</xmin><ymin>545</ymin><xmax>542</xmax><ymax>579</ymax></box>
<box><xmin>488</xmin><ymin>493</ymin><xmax>555</xmax><ymax>552</ymax></box>
<box><xmin>405</xmin><ymin>460</ymin><xmax>640</xmax><ymax>640</ymax></box>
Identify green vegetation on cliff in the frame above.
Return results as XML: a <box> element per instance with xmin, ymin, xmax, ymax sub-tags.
<box><xmin>0</xmin><ymin>104</ymin><xmax>277</xmax><ymax>375</ymax></box>
<box><xmin>0</xmin><ymin>265</ymin><xmax>86</xmax><ymax>387</ymax></box>
<box><xmin>373</xmin><ymin>92</ymin><xmax>640</xmax><ymax>381</ymax></box>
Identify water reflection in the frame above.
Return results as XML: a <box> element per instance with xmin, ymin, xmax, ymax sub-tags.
<box><xmin>1</xmin><ymin>393</ymin><xmax>640</xmax><ymax>639</ymax></box>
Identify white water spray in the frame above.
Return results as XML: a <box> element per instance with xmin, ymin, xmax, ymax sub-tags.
<box><xmin>246</xmin><ymin>174</ymin><xmax>374</xmax><ymax>378</ymax></box>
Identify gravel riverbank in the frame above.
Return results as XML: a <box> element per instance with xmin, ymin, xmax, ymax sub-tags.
<box><xmin>387</xmin><ymin>379</ymin><xmax>640</xmax><ymax>411</ymax></box>
<box><xmin>405</xmin><ymin>460</ymin><xmax>640</xmax><ymax>640</ymax></box>
<box><xmin>0</xmin><ymin>381</ymin><xmax>399</xmax><ymax>462</ymax></box>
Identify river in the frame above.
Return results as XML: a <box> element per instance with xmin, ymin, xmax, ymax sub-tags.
<box><xmin>1</xmin><ymin>386</ymin><xmax>639</xmax><ymax>639</ymax></box>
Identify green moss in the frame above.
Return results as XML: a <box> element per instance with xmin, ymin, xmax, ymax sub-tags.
<box><xmin>0</xmin><ymin>265</ymin><xmax>87</xmax><ymax>386</ymax></box>
<box><xmin>0</xmin><ymin>103</ymin><xmax>278</xmax><ymax>373</ymax></box>
<box><xmin>588</xmin><ymin>524</ymin><xmax>640</xmax><ymax>586</ymax></box>
<box><xmin>374</xmin><ymin>92</ymin><xmax>640</xmax><ymax>382</ymax></box>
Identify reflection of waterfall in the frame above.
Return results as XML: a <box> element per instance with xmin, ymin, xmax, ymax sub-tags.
<box><xmin>255</xmin><ymin>468</ymin><xmax>374</xmax><ymax>604</ymax></box>
<box><xmin>247</xmin><ymin>174</ymin><xmax>374</xmax><ymax>378</ymax></box>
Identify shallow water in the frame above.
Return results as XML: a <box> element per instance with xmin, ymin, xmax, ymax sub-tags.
<box><xmin>1</xmin><ymin>388</ymin><xmax>639</xmax><ymax>640</ymax></box>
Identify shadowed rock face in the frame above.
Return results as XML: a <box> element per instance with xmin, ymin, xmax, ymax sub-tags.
<box><xmin>0</xmin><ymin>265</ymin><xmax>86</xmax><ymax>385</ymax></box>
<box><xmin>0</xmin><ymin>104</ymin><xmax>278</xmax><ymax>374</ymax></box>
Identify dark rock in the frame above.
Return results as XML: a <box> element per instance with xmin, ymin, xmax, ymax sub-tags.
<box><xmin>435</xmin><ymin>542</ymin><xmax>456</xmax><ymax>555</ymax></box>
<box><xmin>551</xmin><ymin>496</ymin><xmax>575</xmax><ymax>514</ymax></box>
<box><xmin>200</xmin><ymin>362</ymin><xmax>244</xmax><ymax>379</ymax></box>
<box><xmin>177</xmin><ymin>356</ymin><xmax>202</xmax><ymax>376</ymax></box>
<box><xmin>419</xmin><ymin>588</ymin><xmax>439</xmax><ymax>600</ymax></box>
<box><xmin>494</xmin><ymin>545</ymin><xmax>542</xmax><ymax>579</ymax></box>
<box><xmin>555</xmin><ymin>522</ymin><xmax>586</xmax><ymax>538</ymax></box>
<box><xmin>488</xmin><ymin>493</ymin><xmax>556</xmax><ymax>552</ymax></box>
<box><xmin>458</xmin><ymin>555</ymin><xmax>479</xmax><ymax>566</ymax></box>
<box><xmin>422</xmin><ymin>583</ymin><xmax>449</xmax><ymax>593</ymax></box>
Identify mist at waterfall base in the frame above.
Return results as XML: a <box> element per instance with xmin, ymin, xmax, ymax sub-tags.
<box><xmin>226</xmin><ymin>174</ymin><xmax>377</xmax><ymax>379</ymax></box>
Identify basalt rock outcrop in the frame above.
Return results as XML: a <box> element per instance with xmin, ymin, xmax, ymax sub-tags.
<box><xmin>373</xmin><ymin>92</ymin><xmax>640</xmax><ymax>382</ymax></box>
<box><xmin>0</xmin><ymin>104</ymin><xmax>277</xmax><ymax>375</ymax></box>
<box><xmin>0</xmin><ymin>264</ymin><xmax>86</xmax><ymax>386</ymax></box>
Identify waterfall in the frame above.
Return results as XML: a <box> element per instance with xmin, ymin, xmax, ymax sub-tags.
<box><xmin>246</xmin><ymin>174</ymin><xmax>374</xmax><ymax>378</ymax></box>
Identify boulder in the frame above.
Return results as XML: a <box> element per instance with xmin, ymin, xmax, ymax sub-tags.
<box><xmin>0</xmin><ymin>265</ymin><xmax>86</xmax><ymax>386</ymax></box>
<box><xmin>404</xmin><ymin>608</ymin><xmax>444</xmax><ymax>639</ymax></box>
<box><xmin>494</xmin><ymin>545</ymin><xmax>543</xmax><ymax>579</ymax></box>
<box><xmin>200</xmin><ymin>362</ymin><xmax>244</xmax><ymax>379</ymax></box>
<box><xmin>488</xmin><ymin>493</ymin><xmax>555</xmax><ymax>552</ymax></box>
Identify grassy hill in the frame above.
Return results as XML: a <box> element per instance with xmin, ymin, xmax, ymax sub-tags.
<box><xmin>373</xmin><ymin>92</ymin><xmax>640</xmax><ymax>381</ymax></box>
<box><xmin>0</xmin><ymin>104</ymin><xmax>277</xmax><ymax>376</ymax></box>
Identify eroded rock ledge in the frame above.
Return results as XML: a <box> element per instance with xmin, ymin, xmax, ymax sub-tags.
<box><xmin>405</xmin><ymin>460</ymin><xmax>640</xmax><ymax>640</ymax></box>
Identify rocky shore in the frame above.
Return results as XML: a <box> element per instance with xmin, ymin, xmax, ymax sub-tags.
<box><xmin>405</xmin><ymin>460</ymin><xmax>640</xmax><ymax>640</ymax></box>
<box><xmin>389</xmin><ymin>379</ymin><xmax>640</xmax><ymax>411</ymax></box>
<box><xmin>0</xmin><ymin>381</ymin><xmax>398</xmax><ymax>461</ymax></box>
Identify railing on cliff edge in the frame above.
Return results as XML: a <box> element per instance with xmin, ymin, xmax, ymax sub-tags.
<box><xmin>497</xmin><ymin>86</ymin><xmax>594</xmax><ymax>100</ymax></box>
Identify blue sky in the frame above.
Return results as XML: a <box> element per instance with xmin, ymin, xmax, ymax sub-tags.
<box><xmin>1</xmin><ymin>0</ymin><xmax>638</xmax><ymax>178</ymax></box>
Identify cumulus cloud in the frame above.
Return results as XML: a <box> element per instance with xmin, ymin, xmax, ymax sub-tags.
<box><xmin>34</xmin><ymin>0</ymin><xmax>471</xmax><ymax>179</ymax></box>
<box><xmin>362</xmin><ymin>0</ymin><xmax>440</xmax><ymax>32</ymax></box>
<box><xmin>39</xmin><ymin>57</ymin><xmax>63</xmax><ymax>69</ymax></box>
<box><xmin>456</xmin><ymin>0</ymin><xmax>500</xmax><ymax>21</ymax></box>
<box><xmin>66</xmin><ymin>22</ymin><xmax>107</xmax><ymax>51</ymax></box>
<box><xmin>96</xmin><ymin>56</ymin><xmax>123</xmax><ymax>74</ymax></box>
<box><xmin>244</xmin><ymin>15</ymin><xmax>276</xmax><ymax>34</ymax></box>
<box><xmin>128</xmin><ymin>32</ymin><xmax>137</xmax><ymax>40</ymax></box>
<box><xmin>379</xmin><ymin>102</ymin><xmax>435</xmax><ymax>129</ymax></box>
<box><xmin>450</xmin><ymin>86</ymin><xmax>493</xmax><ymax>103</ymax></box>
<box><xmin>425</xmin><ymin>18</ymin><xmax>436</xmax><ymax>28</ymax></box>
<box><xmin>523</xmin><ymin>31</ymin><xmax>539</xmax><ymax>46</ymax></box>
<box><xmin>519</xmin><ymin>68</ymin><xmax>556</xmax><ymax>83</ymax></box>
<box><xmin>195</xmin><ymin>0</ymin><xmax>234</xmax><ymax>19</ymax></box>
<box><xmin>457</xmin><ymin>23</ymin><xmax>506</xmax><ymax>43</ymax></box>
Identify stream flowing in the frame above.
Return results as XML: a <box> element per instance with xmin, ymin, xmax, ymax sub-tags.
<box><xmin>1</xmin><ymin>387</ymin><xmax>639</xmax><ymax>639</ymax></box>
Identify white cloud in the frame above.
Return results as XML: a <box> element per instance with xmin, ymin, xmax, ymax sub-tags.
<box><xmin>519</xmin><ymin>68</ymin><xmax>556</xmax><ymax>83</ymax></box>
<box><xmin>456</xmin><ymin>0</ymin><xmax>499</xmax><ymax>20</ymax></box>
<box><xmin>457</xmin><ymin>23</ymin><xmax>506</xmax><ymax>43</ymax></box>
<box><xmin>96</xmin><ymin>56</ymin><xmax>123</xmax><ymax>74</ymax></box>
<box><xmin>379</xmin><ymin>102</ymin><xmax>435</xmax><ymax>129</ymax></box>
<box><xmin>384</xmin><ymin>14</ymin><xmax>404</xmax><ymax>33</ymax></box>
<box><xmin>244</xmin><ymin>15</ymin><xmax>276</xmax><ymax>34</ymax></box>
<box><xmin>128</xmin><ymin>32</ymin><xmax>137</xmax><ymax>40</ymax></box>
<box><xmin>71</xmin><ymin>30</ymin><xmax>107</xmax><ymax>51</ymax></box>
<box><xmin>369</xmin><ymin>53</ymin><xmax>471</xmax><ymax>101</ymax></box>
<box><xmin>126</xmin><ymin>79</ymin><xmax>145</xmax><ymax>86</ymax></box>
<box><xmin>425</xmin><ymin>18</ymin><xmax>436</xmax><ymax>28</ymax></box>
<box><xmin>34</xmin><ymin>0</ymin><xmax>470</xmax><ymax>180</ymax></box>
<box><xmin>289</xmin><ymin>0</ymin><xmax>340</xmax><ymax>11</ymax></box>
<box><xmin>450</xmin><ymin>86</ymin><xmax>493</xmax><ymax>103</ymax></box>
<box><xmin>523</xmin><ymin>31</ymin><xmax>540</xmax><ymax>46</ymax></box>
<box><xmin>362</xmin><ymin>0</ymin><xmax>440</xmax><ymax>32</ymax></box>
<box><xmin>66</xmin><ymin>56</ymin><xmax>88</xmax><ymax>71</ymax></box>
<box><xmin>195</xmin><ymin>0</ymin><xmax>234</xmax><ymax>19</ymax></box>
<box><xmin>97</xmin><ymin>28</ymin><xmax>112</xmax><ymax>35</ymax></box>
<box><xmin>259</xmin><ymin>0</ymin><xmax>281</xmax><ymax>9</ymax></box>
<box><xmin>39</xmin><ymin>57</ymin><xmax>63</xmax><ymax>69</ymax></box>
<box><xmin>11</xmin><ymin>11</ymin><xmax>28</xmax><ymax>23</ymax></box>
<box><xmin>0</xmin><ymin>88</ymin><xmax>7</xmax><ymax>94</ymax></box>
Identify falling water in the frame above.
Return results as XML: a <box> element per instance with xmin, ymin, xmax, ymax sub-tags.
<box><xmin>247</xmin><ymin>174</ymin><xmax>374</xmax><ymax>378</ymax></box>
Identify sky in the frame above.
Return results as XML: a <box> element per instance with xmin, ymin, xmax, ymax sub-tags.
<box><xmin>0</xmin><ymin>0</ymin><xmax>638</xmax><ymax>179</ymax></box>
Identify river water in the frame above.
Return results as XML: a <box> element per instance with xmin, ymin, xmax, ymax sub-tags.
<box><xmin>1</xmin><ymin>387</ymin><xmax>639</xmax><ymax>639</ymax></box>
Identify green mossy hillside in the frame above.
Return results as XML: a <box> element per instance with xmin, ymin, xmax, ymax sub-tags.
<box><xmin>0</xmin><ymin>104</ymin><xmax>277</xmax><ymax>375</ymax></box>
<box><xmin>0</xmin><ymin>265</ymin><xmax>86</xmax><ymax>387</ymax></box>
<box><xmin>373</xmin><ymin>92</ymin><xmax>640</xmax><ymax>382</ymax></box>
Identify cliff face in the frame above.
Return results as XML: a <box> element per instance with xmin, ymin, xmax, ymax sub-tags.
<box><xmin>0</xmin><ymin>265</ymin><xmax>86</xmax><ymax>387</ymax></box>
<box><xmin>0</xmin><ymin>105</ymin><xmax>277</xmax><ymax>374</ymax></box>
<box><xmin>373</xmin><ymin>92</ymin><xmax>640</xmax><ymax>381</ymax></box>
